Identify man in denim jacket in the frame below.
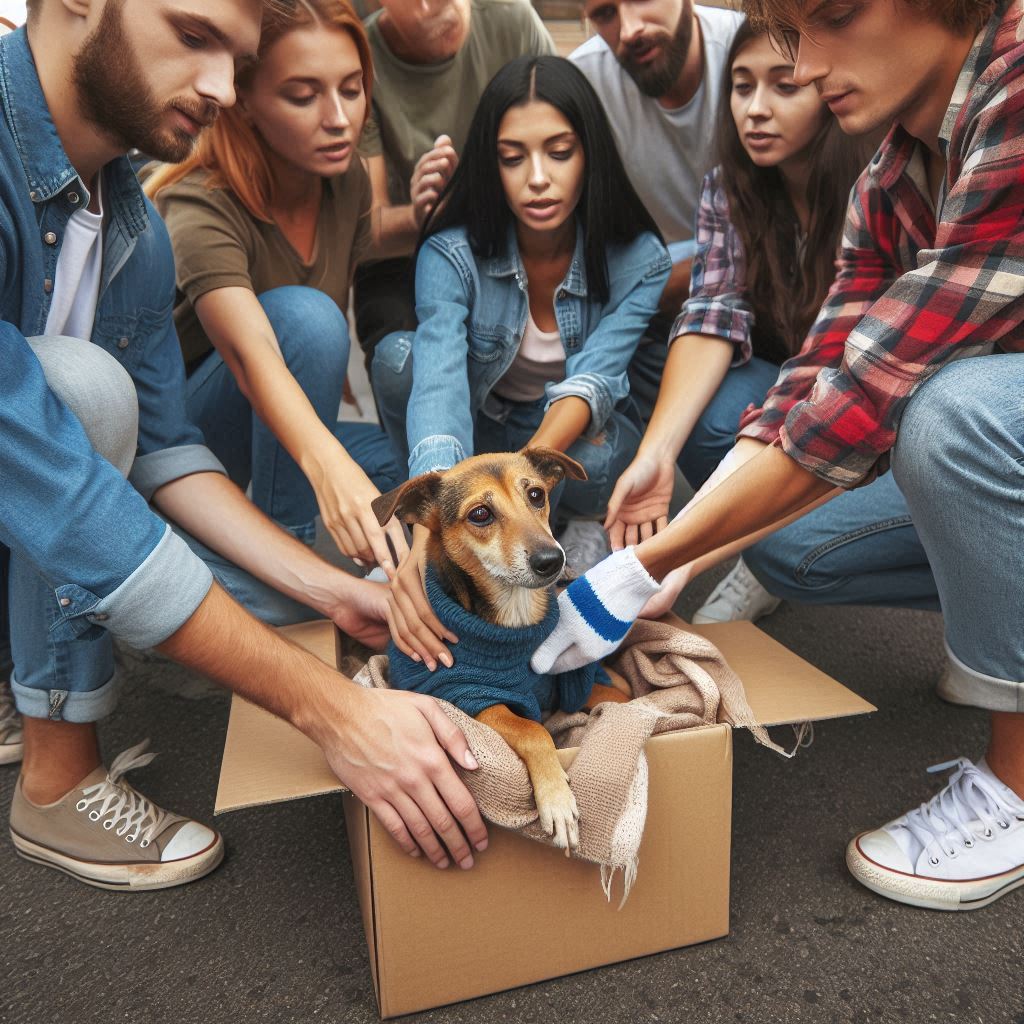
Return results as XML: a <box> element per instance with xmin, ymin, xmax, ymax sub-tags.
<box><xmin>1</xmin><ymin>0</ymin><xmax>487</xmax><ymax>891</ymax></box>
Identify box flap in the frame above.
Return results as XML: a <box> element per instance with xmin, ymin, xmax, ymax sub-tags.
<box><xmin>215</xmin><ymin>621</ymin><xmax>346</xmax><ymax>813</ymax></box>
<box><xmin>216</xmin><ymin>617</ymin><xmax>873</xmax><ymax>814</ymax></box>
<box><xmin>683</xmin><ymin>619</ymin><xmax>875</xmax><ymax>728</ymax></box>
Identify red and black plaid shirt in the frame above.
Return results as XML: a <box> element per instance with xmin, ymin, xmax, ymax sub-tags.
<box><xmin>738</xmin><ymin>0</ymin><xmax>1024</xmax><ymax>487</ymax></box>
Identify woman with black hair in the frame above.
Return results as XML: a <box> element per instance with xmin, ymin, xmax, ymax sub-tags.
<box><xmin>372</xmin><ymin>54</ymin><xmax>670</xmax><ymax>669</ymax></box>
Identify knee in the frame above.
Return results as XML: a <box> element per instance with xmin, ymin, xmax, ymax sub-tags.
<box><xmin>892</xmin><ymin>360</ymin><xmax>989</xmax><ymax>501</ymax></box>
<box><xmin>370</xmin><ymin>331</ymin><xmax>414</xmax><ymax>403</ymax></box>
<box><xmin>258</xmin><ymin>286</ymin><xmax>350</xmax><ymax>378</ymax></box>
<box><xmin>743</xmin><ymin>532</ymin><xmax>803</xmax><ymax>600</ymax></box>
<box><xmin>27</xmin><ymin>335</ymin><xmax>138</xmax><ymax>476</ymax></box>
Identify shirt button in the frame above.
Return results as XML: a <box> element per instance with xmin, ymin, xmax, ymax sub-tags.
<box><xmin>557</xmin><ymin>289</ymin><xmax>567</xmax><ymax>299</ymax></box>
<box><xmin>67</xmin><ymin>191</ymin><xmax>80</xmax><ymax>205</ymax></box>
<box><xmin>29</xmin><ymin>190</ymin><xmax>37</xmax><ymax>200</ymax></box>
<box><xmin>59</xmin><ymin>598</ymin><xmax>71</xmax><ymax>607</ymax></box>
<box><xmin>43</xmin><ymin>279</ymin><xmax>53</xmax><ymax>293</ymax></box>
<box><xmin>90</xmin><ymin>613</ymin><xmax>109</xmax><ymax>622</ymax></box>
<box><xmin>117</xmin><ymin>337</ymin><xmax>130</xmax><ymax>349</ymax></box>
<box><xmin>43</xmin><ymin>231</ymin><xmax>57</xmax><ymax>245</ymax></box>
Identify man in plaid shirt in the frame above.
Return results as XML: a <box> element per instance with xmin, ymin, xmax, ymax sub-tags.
<box><xmin>535</xmin><ymin>0</ymin><xmax>1024</xmax><ymax>911</ymax></box>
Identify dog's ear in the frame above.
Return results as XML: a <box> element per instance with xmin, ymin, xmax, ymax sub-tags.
<box><xmin>371</xmin><ymin>472</ymin><xmax>443</xmax><ymax>529</ymax></box>
<box><xmin>520</xmin><ymin>445</ymin><xmax>588</xmax><ymax>486</ymax></box>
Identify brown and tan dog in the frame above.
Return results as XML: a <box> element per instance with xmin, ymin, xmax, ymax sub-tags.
<box><xmin>371</xmin><ymin>447</ymin><xmax>628</xmax><ymax>851</ymax></box>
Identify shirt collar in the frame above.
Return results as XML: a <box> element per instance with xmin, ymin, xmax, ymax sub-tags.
<box><xmin>938</xmin><ymin>0</ymin><xmax>1014</xmax><ymax>151</ymax></box>
<box><xmin>482</xmin><ymin>221</ymin><xmax>589</xmax><ymax>298</ymax></box>
<box><xmin>0</xmin><ymin>28</ymin><xmax>148</xmax><ymax>235</ymax></box>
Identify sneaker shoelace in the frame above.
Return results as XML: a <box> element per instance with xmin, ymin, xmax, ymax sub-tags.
<box><xmin>75</xmin><ymin>740</ymin><xmax>169</xmax><ymax>848</ymax></box>
<box><xmin>710</xmin><ymin>560</ymin><xmax>763</xmax><ymax>611</ymax></box>
<box><xmin>904</xmin><ymin>758</ymin><xmax>1022</xmax><ymax>866</ymax></box>
<box><xmin>0</xmin><ymin>679</ymin><xmax>21</xmax><ymax>743</ymax></box>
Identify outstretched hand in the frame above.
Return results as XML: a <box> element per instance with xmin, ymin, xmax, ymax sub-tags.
<box><xmin>604</xmin><ymin>452</ymin><xmax>674</xmax><ymax>550</ymax></box>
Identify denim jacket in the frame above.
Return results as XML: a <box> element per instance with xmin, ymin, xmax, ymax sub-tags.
<box><xmin>406</xmin><ymin>223</ymin><xmax>671</xmax><ymax>477</ymax></box>
<box><xmin>0</xmin><ymin>29</ymin><xmax>222</xmax><ymax>648</ymax></box>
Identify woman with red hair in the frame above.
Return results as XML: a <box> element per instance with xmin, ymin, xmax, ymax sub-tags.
<box><xmin>148</xmin><ymin>0</ymin><xmax>411</xmax><ymax>574</ymax></box>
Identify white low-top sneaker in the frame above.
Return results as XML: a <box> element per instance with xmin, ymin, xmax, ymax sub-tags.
<box><xmin>692</xmin><ymin>557</ymin><xmax>781</xmax><ymax>624</ymax></box>
<box><xmin>0</xmin><ymin>679</ymin><xmax>24</xmax><ymax>765</ymax></box>
<box><xmin>847</xmin><ymin>757</ymin><xmax>1024</xmax><ymax>911</ymax></box>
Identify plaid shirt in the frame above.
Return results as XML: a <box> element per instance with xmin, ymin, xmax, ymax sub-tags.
<box><xmin>670</xmin><ymin>166</ymin><xmax>756</xmax><ymax>367</ymax></box>
<box><xmin>738</xmin><ymin>0</ymin><xmax>1024</xmax><ymax>488</ymax></box>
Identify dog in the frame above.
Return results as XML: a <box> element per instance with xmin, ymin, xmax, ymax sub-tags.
<box><xmin>370</xmin><ymin>447</ymin><xmax>629</xmax><ymax>852</ymax></box>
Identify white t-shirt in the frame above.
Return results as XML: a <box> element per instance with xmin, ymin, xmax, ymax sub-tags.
<box><xmin>44</xmin><ymin>181</ymin><xmax>105</xmax><ymax>340</ymax></box>
<box><xmin>493</xmin><ymin>311</ymin><xmax>565</xmax><ymax>403</ymax></box>
<box><xmin>570</xmin><ymin>6</ymin><xmax>743</xmax><ymax>247</ymax></box>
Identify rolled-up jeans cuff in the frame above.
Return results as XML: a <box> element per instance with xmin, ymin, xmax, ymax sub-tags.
<box><xmin>937</xmin><ymin>640</ymin><xmax>1024</xmax><ymax>713</ymax></box>
<box><xmin>10</xmin><ymin>670</ymin><xmax>119</xmax><ymax>723</ymax></box>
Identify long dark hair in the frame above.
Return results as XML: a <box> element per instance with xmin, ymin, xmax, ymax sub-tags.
<box><xmin>716</xmin><ymin>20</ymin><xmax>872</xmax><ymax>361</ymax></box>
<box><xmin>422</xmin><ymin>55</ymin><xmax>663</xmax><ymax>305</ymax></box>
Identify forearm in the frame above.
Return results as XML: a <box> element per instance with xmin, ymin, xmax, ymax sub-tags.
<box><xmin>639</xmin><ymin>333</ymin><xmax>734</xmax><ymax>462</ymax></box>
<box><xmin>529</xmin><ymin>396</ymin><xmax>592</xmax><ymax>452</ymax></box>
<box><xmin>157</xmin><ymin>581</ymin><xmax>350</xmax><ymax>743</ymax></box>
<box><xmin>153</xmin><ymin>472</ymin><xmax>354</xmax><ymax>617</ymax></box>
<box><xmin>636</xmin><ymin>444</ymin><xmax>834</xmax><ymax>580</ymax></box>
<box><xmin>368</xmin><ymin>201</ymin><xmax>420</xmax><ymax>259</ymax></box>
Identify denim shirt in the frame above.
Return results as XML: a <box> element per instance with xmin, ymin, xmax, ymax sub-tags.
<box><xmin>0</xmin><ymin>29</ymin><xmax>222</xmax><ymax>648</ymax></box>
<box><xmin>406</xmin><ymin>223</ymin><xmax>670</xmax><ymax>478</ymax></box>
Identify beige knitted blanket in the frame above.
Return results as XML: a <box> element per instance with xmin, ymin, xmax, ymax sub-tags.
<box><xmin>353</xmin><ymin>618</ymin><xmax>790</xmax><ymax>902</ymax></box>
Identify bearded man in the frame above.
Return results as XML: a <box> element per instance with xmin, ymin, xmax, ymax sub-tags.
<box><xmin>571</xmin><ymin>0</ymin><xmax>742</xmax><ymax>424</ymax></box>
<box><xmin>0</xmin><ymin>0</ymin><xmax>488</xmax><ymax>892</ymax></box>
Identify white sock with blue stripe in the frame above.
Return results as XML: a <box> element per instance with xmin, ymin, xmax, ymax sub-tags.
<box><xmin>531</xmin><ymin>547</ymin><xmax>661</xmax><ymax>675</ymax></box>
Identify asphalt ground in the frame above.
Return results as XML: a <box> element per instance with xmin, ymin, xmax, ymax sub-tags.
<box><xmin>2</xmin><ymin>561</ymin><xmax>1021</xmax><ymax>1024</ymax></box>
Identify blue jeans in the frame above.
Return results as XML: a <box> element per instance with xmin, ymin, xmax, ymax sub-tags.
<box><xmin>186</xmin><ymin>286</ymin><xmax>402</xmax><ymax>543</ymax></box>
<box><xmin>370</xmin><ymin>337</ymin><xmax>641</xmax><ymax>521</ymax></box>
<box><xmin>6</xmin><ymin>333</ymin><xmax>324</xmax><ymax>723</ymax></box>
<box><xmin>678</xmin><ymin>355</ymin><xmax>781</xmax><ymax>489</ymax></box>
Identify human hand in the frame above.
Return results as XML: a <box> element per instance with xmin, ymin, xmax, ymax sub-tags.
<box><xmin>318</xmin><ymin>686</ymin><xmax>488</xmax><ymax>868</ymax></box>
<box><xmin>324</xmin><ymin>577</ymin><xmax>391</xmax><ymax>651</ymax></box>
<box><xmin>411</xmin><ymin>134</ymin><xmax>458</xmax><ymax>227</ymax></box>
<box><xmin>530</xmin><ymin>547</ymin><xmax>661</xmax><ymax>675</ymax></box>
<box><xmin>604</xmin><ymin>451</ymin><xmax>674</xmax><ymax>550</ymax></box>
<box><xmin>385</xmin><ymin>525</ymin><xmax>458</xmax><ymax>671</ymax></box>
<box><xmin>311</xmin><ymin>455</ymin><xmax>410</xmax><ymax>576</ymax></box>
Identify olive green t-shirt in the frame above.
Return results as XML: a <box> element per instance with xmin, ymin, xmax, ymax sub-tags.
<box><xmin>360</xmin><ymin>0</ymin><xmax>555</xmax><ymax>204</ymax></box>
<box><xmin>156</xmin><ymin>159</ymin><xmax>373</xmax><ymax>369</ymax></box>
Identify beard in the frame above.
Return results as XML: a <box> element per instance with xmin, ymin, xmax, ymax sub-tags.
<box><xmin>619</xmin><ymin>4</ymin><xmax>694</xmax><ymax>99</ymax></box>
<box><xmin>72</xmin><ymin>0</ymin><xmax>218</xmax><ymax>163</ymax></box>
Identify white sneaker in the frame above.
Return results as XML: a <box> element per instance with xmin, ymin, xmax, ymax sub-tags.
<box><xmin>0</xmin><ymin>678</ymin><xmax>23</xmax><ymax>765</ymax></box>
<box><xmin>847</xmin><ymin>758</ymin><xmax>1024</xmax><ymax>911</ymax></box>
<box><xmin>692</xmin><ymin>558</ymin><xmax>781</xmax><ymax>624</ymax></box>
<box><xmin>557</xmin><ymin>519</ymin><xmax>611</xmax><ymax>578</ymax></box>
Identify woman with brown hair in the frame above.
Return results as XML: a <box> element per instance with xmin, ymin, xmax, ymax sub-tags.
<box><xmin>604</xmin><ymin>18</ymin><xmax>873</xmax><ymax>621</ymax></box>
<box><xmin>147</xmin><ymin>0</ymin><xmax>410</xmax><ymax>573</ymax></box>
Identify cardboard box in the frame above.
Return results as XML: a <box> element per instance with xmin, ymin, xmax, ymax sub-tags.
<box><xmin>216</xmin><ymin>618</ymin><xmax>872</xmax><ymax>1018</ymax></box>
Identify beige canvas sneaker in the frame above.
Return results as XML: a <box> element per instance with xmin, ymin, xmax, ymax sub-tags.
<box><xmin>0</xmin><ymin>679</ymin><xmax>24</xmax><ymax>765</ymax></box>
<box><xmin>10</xmin><ymin>740</ymin><xmax>224</xmax><ymax>891</ymax></box>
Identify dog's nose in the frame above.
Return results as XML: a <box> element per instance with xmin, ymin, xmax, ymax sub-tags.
<box><xmin>529</xmin><ymin>547</ymin><xmax>565</xmax><ymax>578</ymax></box>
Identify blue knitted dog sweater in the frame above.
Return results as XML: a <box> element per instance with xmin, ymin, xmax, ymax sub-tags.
<box><xmin>388</xmin><ymin>568</ymin><xmax>608</xmax><ymax>721</ymax></box>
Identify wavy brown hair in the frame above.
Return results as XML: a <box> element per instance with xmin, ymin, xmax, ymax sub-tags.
<box><xmin>145</xmin><ymin>0</ymin><xmax>372</xmax><ymax>222</ymax></box>
<box><xmin>743</xmin><ymin>0</ymin><xmax>997</xmax><ymax>49</ymax></box>
<box><xmin>715</xmin><ymin>19</ymin><xmax>871</xmax><ymax>361</ymax></box>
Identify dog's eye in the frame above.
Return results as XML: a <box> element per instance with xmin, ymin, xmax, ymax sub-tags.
<box><xmin>467</xmin><ymin>505</ymin><xmax>493</xmax><ymax>526</ymax></box>
<box><xmin>526</xmin><ymin>487</ymin><xmax>545</xmax><ymax>508</ymax></box>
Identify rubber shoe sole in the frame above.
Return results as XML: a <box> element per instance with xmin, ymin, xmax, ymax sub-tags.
<box><xmin>846</xmin><ymin>833</ymin><xmax>1024</xmax><ymax>911</ymax></box>
<box><xmin>10</xmin><ymin>826</ymin><xmax>224</xmax><ymax>891</ymax></box>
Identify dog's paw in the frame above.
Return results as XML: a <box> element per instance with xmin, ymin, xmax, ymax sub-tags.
<box><xmin>535</xmin><ymin>773</ymin><xmax>580</xmax><ymax>853</ymax></box>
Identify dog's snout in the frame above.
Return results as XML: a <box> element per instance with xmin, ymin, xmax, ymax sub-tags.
<box><xmin>529</xmin><ymin>546</ymin><xmax>565</xmax><ymax>579</ymax></box>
